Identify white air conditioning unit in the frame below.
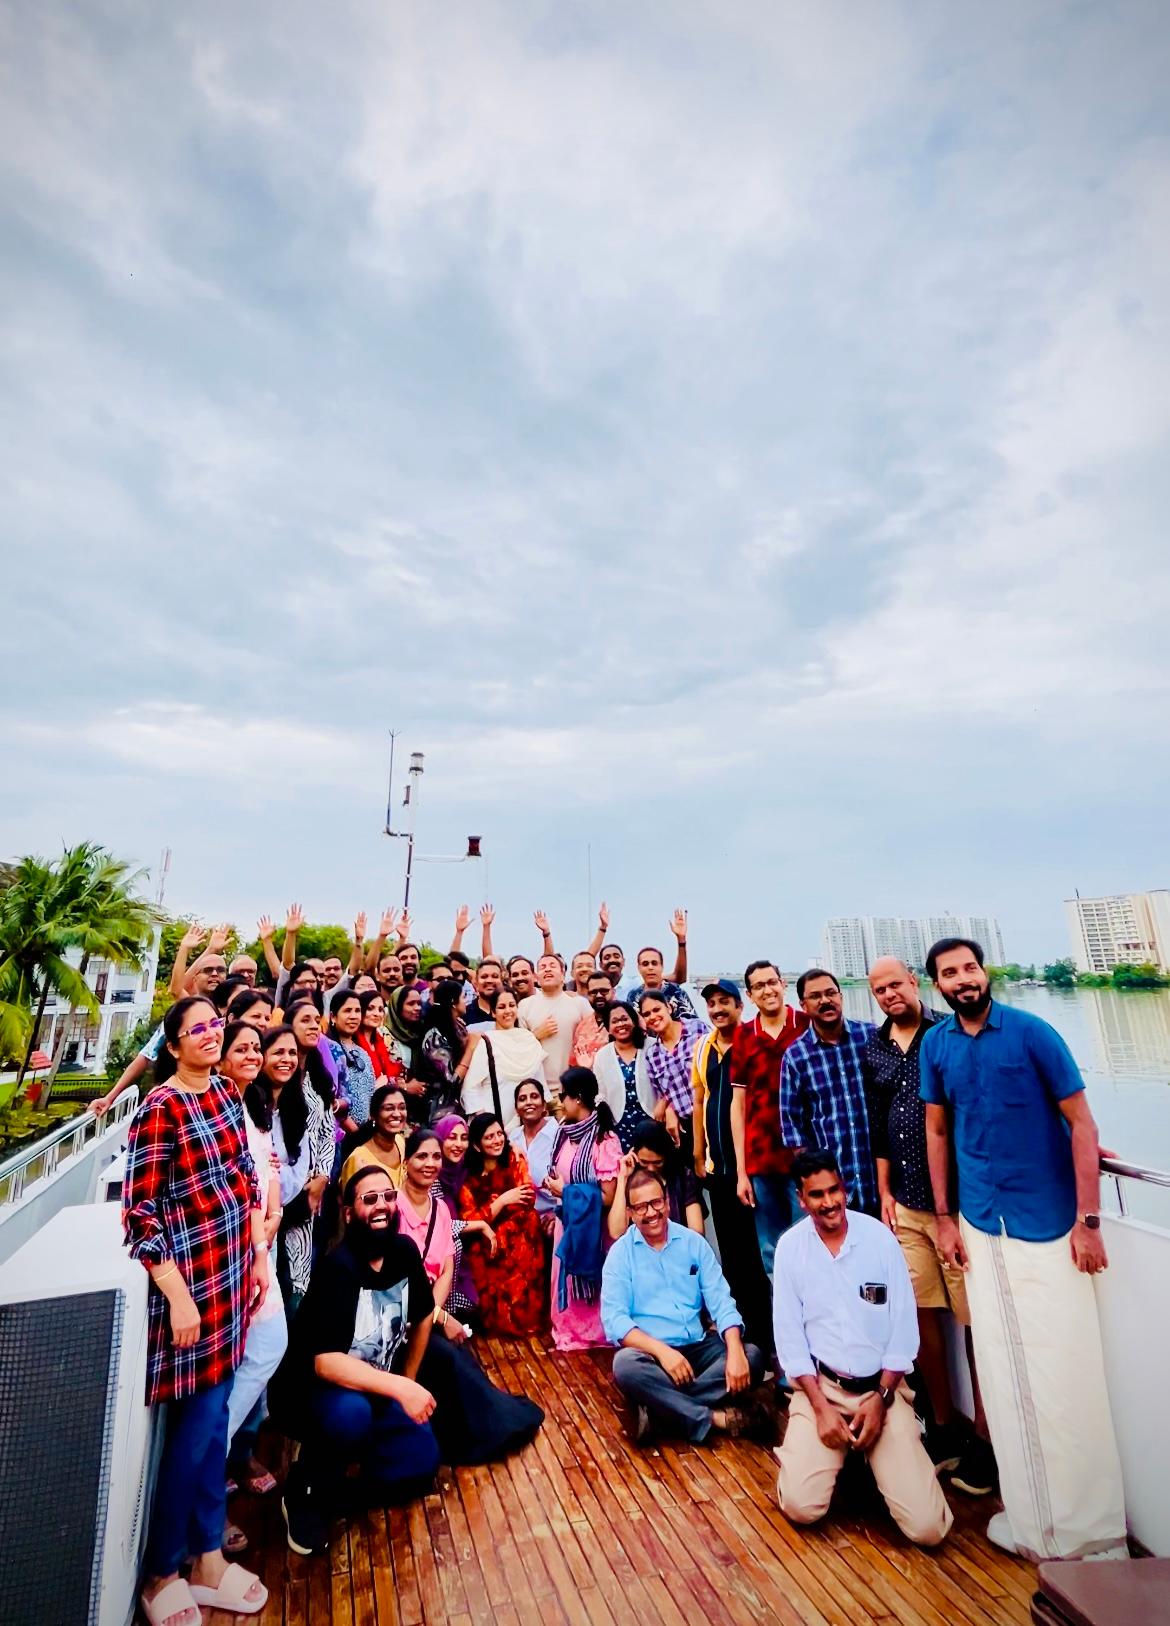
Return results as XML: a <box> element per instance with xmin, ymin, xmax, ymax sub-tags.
<box><xmin>0</xmin><ymin>1202</ymin><xmax>160</xmax><ymax>1626</ymax></box>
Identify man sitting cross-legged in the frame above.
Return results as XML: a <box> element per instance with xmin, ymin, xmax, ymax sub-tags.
<box><xmin>601</xmin><ymin>1164</ymin><xmax>765</xmax><ymax>1443</ymax></box>
<box><xmin>773</xmin><ymin>1151</ymin><xmax>953</xmax><ymax>1546</ymax></box>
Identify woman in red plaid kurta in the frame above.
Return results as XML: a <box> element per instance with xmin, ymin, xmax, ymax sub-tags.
<box><xmin>122</xmin><ymin>996</ymin><xmax>268</xmax><ymax>1623</ymax></box>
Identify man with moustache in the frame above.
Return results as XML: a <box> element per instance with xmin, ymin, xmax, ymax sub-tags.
<box><xmin>920</xmin><ymin>938</ymin><xmax>1126</xmax><ymax>1561</ymax></box>
<box><xmin>376</xmin><ymin>951</ymin><xmax>404</xmax><ymax>997</ymax></box>
<box><xmin>570</xmin><ymin>970</ymin><xmax>616</xmax><ymax>1065</ymax></box>
<box><xmin>780</xmin><ymin>970</ymin><xmax>878</xmax><ymax>1215</ymax></box>
<box><xmin>463</xmin><ymin>958</ymin><xmax>504</xmax><ymax>1027</ymax></box>
<box><xmin>863</xmin><ymin>958</ymin><xmax>995</xmax><ymax>1494</ymax></box>
<box><xmin>773</xmin><ymin>1152</ymin><xmax>952</xmax><ymax>1546</ymax></box>
<box><xmin>505</xmin><ymin>956</ymin><xmax>537</xmax><ymax>1001</ymax></box>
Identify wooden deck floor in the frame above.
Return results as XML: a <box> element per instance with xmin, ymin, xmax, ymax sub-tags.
<box><xmin>222</xmin><ymin>1338</ymin><xmax>1037</xmax><ymax>1626</ymax></box>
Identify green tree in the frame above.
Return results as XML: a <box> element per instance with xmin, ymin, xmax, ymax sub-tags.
<box><xmin>1042</xmin><ymin>958</ymin><xmax>1077</xmax><ymax>989</ymax></box>
<box><xmin>1111</xmin><ymin>961</ymin><xmax>1169</xmax><ymax>990</ymax></box>
<box><xmin>0</xmin><ymin>843</ymin><xmax>161</xmax><ymax>1081</ymax></box>
<box><xmin>241</xmin><ymin>922</ymin><xmax>353</xmax><ymax>975</ymax></box>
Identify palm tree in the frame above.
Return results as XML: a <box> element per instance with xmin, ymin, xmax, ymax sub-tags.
<box><xmin>0</xmin><ymin>843</ymin><xmax>162</xmax><ymax>1089</ymax></box>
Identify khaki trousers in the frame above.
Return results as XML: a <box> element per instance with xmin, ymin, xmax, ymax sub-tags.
<box><xmin>777</xmin><ymin>1376</ymin><xmax>953</xmax><ymax>1546</ymax></box>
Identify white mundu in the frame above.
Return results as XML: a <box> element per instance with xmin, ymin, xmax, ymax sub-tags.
<box><xmin>960</xmin><ymin>1219</ymin><xmax>1127</xmax><ymax>1561</ymax></box>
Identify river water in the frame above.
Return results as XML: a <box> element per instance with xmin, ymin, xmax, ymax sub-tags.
<box><xmin>836</xmin><ymin>983</ymin><xmax>1170</xmax><ymax>1181</ymax></box>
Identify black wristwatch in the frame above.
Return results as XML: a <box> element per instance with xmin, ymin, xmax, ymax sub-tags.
<box><xmin>878</xmin><ymin>1384</ymin><xmax>897</xmax><ymax>1409</ymax></box>
<box><xmin>1080</xmin><ymin>1213</ymin><xmax>1101</xmax><ymax>1231</ymax></box>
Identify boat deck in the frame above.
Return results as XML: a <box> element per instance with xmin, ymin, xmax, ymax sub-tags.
<box><xmin>226</xmin><ymin>1337</ymin><xmax>1036</xmax><ymax>1626</ymax></box>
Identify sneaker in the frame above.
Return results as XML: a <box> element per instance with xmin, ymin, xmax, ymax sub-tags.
<box><xmin>925</xmin><ymin>1421</ymin><xmax>967</xmax><ymax>1474</ymax></box>
<box><xmin>282</xmin><ymin>1464</ymin><xmax>329</xmax><ymax>1556</ymax></box>
<box><xmin>951</xmin><ymin>1435</ymin><xmax>998</xmax><ymax>1497</ymax></box>
<box><xmin>986</xmin><ymin>1511</ymin><xmax>1019</xmax><ymax>1555</ymax></box>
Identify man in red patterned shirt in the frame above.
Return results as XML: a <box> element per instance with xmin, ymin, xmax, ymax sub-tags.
<box><xmin>730</xmin><ymin>960</ymin><xmax>810</xmax><ymax>1284</ymax></box>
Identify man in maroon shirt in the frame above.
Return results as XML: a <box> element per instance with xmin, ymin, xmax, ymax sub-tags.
<box><xmin>730</xmin><ymin>960</ymin><xmax>810</xmax><ymax>1283</ymax></box>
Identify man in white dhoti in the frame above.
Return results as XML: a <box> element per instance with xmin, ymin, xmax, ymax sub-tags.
<box><xmin>920</xmin><ymin>937</ymin><xmax>1127</xmax><ymax>1561</ymax></box>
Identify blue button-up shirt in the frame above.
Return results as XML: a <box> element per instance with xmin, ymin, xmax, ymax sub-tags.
<box><xmin>600</xmin><ymin>1221</ymin><xmax>743</xmax><ymax>1347</ymax></box>
<box><xmin>773</xmin><ymin>1212</ymin><xmax>919</xmax><ymax>1381</ymax></box>
<box><xmin>919</xmin><ymin>1002</ymin><xmax>1083</xmax><ymax>1242</ymax></box>
<box><xmin>780</xmin><ymin>1019</ymin><xmax>878</xmax><ymax>1212</ymax></box>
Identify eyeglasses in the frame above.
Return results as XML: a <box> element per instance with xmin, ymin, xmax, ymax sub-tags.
<box><xmin>180</xmin><ymin>1018</ymin><xmax>226</xmax><ymax>1039</ymax></box>
<box><xmin>629</xmin><ymin>1198</ymin><xmax>666</xmax><ymax>1217</ymax></box>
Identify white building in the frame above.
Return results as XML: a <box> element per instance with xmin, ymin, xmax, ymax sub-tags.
<box><xmin>1065</xmin><ymin>891</ymin><xmax>1170</xmax><ymax>975</ymax></box>
<box><xmin>820</xmin><ymin>913</ymin><xmax>1007</xmax><ymax>979</ymax></box>
<box><xmin>38</xmin><ymin>938</ymin><xmax>160</xmax><ymax>1072</ymax></box>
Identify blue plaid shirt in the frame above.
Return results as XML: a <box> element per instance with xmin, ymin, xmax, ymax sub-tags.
<box><xmin>780</xmin><ymin>1019</ymin><xmax>878</xmax><ymax>1212</ymax></box>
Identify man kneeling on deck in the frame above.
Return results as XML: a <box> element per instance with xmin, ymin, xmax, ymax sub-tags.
<box><xmin>773</xmin><ymin>1152</ymin><xmax>953</xmax><ymax>1546</ymax></box>
<box><xmin>600</xmin><ymin>1164</ymin><xmax>765</xmax><ymax>1442</ymax></box>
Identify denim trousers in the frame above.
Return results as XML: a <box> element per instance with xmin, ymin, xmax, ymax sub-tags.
<box><xmin>613</xmin><ymin>1331</ymin><xmax>765</xmax><ymax>1442</ymax></box>
<box><xmin>144</xmin><ymin>1379</ymin><xmax>231</xmax><ymax>1577</ymax></box>
<box><xmin>227</xmin><ymin>1311</ymin><xmax>289</xmax><ymax>1456</ymax></box>
<box><xmin>751</xmin><ymin>1173</ymin><xmax>798</xmax><ymax>1284</ymax></box>
<box><xmin>303</xmin><ymin>1380</ymin><xmax>440</xmax><ymax>1510</ymax></box>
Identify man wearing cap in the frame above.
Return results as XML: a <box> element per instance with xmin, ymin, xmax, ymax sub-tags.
<box><xmin>693</xmin><ymin>980</ymin><xmax>773</xmax><ymax>1352</ymax></box>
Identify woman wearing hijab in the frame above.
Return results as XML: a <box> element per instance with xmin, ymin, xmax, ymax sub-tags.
<box><xmin>544</xmin><ymin>1068</ymin><xmax>621</xmax><ymax>1352</ymax></box>
<box><xmin>385</xmin><ymin>984</ymin><xmax>428</xmax><ymax>1121</ymax></box>
<box><xmin>459</xmin><ymin>988</ymin><xmax>545</xmax><ymax>1136</ymax></box>
<box><xmin>431</xmin><ymin>1114</ymin><xmax>492</xmax><ymax>1325</ymax></box>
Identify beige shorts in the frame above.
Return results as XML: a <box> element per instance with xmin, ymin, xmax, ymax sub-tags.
<box><xmin>895</xmin><ymin>1204</ymin><xmax>970</xmax><ymax>1324</ymax></box>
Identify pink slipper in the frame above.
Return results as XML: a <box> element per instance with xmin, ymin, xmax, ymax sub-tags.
<box><xmin>246</xmin><ymin>1467</ymin><xmax>277</xmax><ymax>1496</ymax></box>
<box><xmin>142</xmin><ymin>1577</ymin><xmax>201</xmax><ymax>1626</ymax></box>
<box><xmin>189</xmin><ymin>1562</ymin><xmax>267</xmax><ymax>1616</ymax></box>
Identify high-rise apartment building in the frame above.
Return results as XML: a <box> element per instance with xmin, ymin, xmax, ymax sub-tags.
<box><xmin>1064</xmin><ymin>891</ymin><xmax>1170</xmax><ymax>974</ymax></box>
<box><xmin>820</xmin><ymin>914</ymin><xmax>1007</xmax><ymax>979</ymax></box>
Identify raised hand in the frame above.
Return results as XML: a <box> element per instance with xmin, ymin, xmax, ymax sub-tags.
<box><xmin>285</xmin><ymin>902</ymin><xmax>305</xmax><ymax>934</ymax></box>
<box><xmin>479</xmin><ymin>903</ymin><xmax>496</xmax><ymax>927</ymax></box>
<box><xmin>257</xmin><ymin>915</ymin><xmax>276</xmax><ymax>941</ymax></box>
<box><xmin>454</xmin><ymin>904</ymin><xmax>471</xmax><ymax>934</ymax></box>
<box><xmin>378</xmin><ymin>906</ymin><xmax>399</xmax><ymax>939</ymax></box>
<box><xmin>598</xmin><ymin>900</ymin><xmax>610</xmax><ymax>930</ymax></box>
<box><xmin>179</xmin><ymin>923</ymin><xmax>208</xmax><ymax>953</ymax></box>
<box><xmin>354</xmin><ymin>911</ymin><xmax>368</xmax><ymax>944</ymax></box>
<box><xmin>399</xmin><ymin>911</ymin><xmax>412</xmax><ymax>941</ymax></box>
<box><xmin>534</xmin><ymin>909</ymin><xmax>551</xmax><ymax>936</ymax></box>
<box><xmin>208</xmin><ymin>923</ymin><xmax>232</xmax><ymax>953</ymax></box>
<box><xmin>669</xmin><ymin>908</ymin><xmax>688</xmax><ymax>942</ymax></box>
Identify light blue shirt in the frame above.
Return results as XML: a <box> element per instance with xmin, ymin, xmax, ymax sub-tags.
<box><xmin>773</xmin><ymin>1212</ymin><xmax>919</xmax><ymax>1382</ymax></box>
<box><xmin>601</xmin><ymin>1220</ymin><xmax>743</xmax><ymax>1347</ymax></box>
<box><xmin>509</xmin><ymin>1116</ymin><xmax>559</xmax><ymax>1215</ymax></box>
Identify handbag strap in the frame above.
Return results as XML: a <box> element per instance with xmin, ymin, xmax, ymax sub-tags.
<box><xmin>483</xmin><ymin>1036</ymin><xmax>504</xmax><ymax>1124</ymax></box>
<box><xmin>423</xmin><ymin>1197</ymin><xmax>439</xmax><ymax>1264</ymax></box>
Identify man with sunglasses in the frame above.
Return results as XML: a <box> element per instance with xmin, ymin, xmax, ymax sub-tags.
<box><xmin>601</xmin><ymin>1165</ymin><xmax>765</xmax><ymax>1444</ymax></box>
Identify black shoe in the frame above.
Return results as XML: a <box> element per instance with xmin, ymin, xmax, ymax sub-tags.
<box><xmin>925</xmin><ymin>1421</ymin><xmax>968</xmax><ymax>1474</ymax></box>
<box><xmin>282</xmin><ymin>1463</ymin><xmax>330</xmax><ymax>1556</ymax></box>
<box><xmin>631</xmin><ymin>1405</ymin><xmax>653</xmax><ymax>1446</ymax></box>
<box><xmin>950</xmin><ymin>1434</ymin><xmax>998</xmax><ymax>1497</ymax></box>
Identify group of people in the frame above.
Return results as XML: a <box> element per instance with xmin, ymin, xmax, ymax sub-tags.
<box><xmin>114</xmin><ymin>900</ymin><xmax>1129</xmax><ymax>1626</ymax></box>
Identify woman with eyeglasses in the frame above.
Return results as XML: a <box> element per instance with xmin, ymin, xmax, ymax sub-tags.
<box><xmin>252</xmin><ymin>1025</ymin><xmax>334</xmax><ymax>1315</ymax></box>
<box><xmin>592</xmin><ymin>1001</ymin><xmax>656</xmax><ymax>1152</ymax></box>
<box><xmin>327</xmin><ymin>988</ymin><xmax>377</xmax><ymax>1135</ymax></box>
<box><xmin>607</xmin><ymin>1119</ymin><xmax>705</xmax><ymax>1241</ymax></box>
<box><xmin>459</xmin><ymin>1112</ymin><xmax>546</xmax><ymax>1336</ymax></box>
<box><xmin>340</xmin><ymin>1084</ymin><xmax>410</xmax><ymax>1192</ymax></box>
<box><xmin>122</xmin><ymin>997</ymin><xmax>269</xmax><ymax>1624</ymax></box>
<box><xmin>216</xmin><ymin>1021</ymin><xmax>288</xmax><ymax>1548</ymax></box>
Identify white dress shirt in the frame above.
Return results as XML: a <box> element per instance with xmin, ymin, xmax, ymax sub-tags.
<box><xmin>773</xmin><ymin>1211</ymin><xmax>919</xmax><ymax>1382</ymax></box>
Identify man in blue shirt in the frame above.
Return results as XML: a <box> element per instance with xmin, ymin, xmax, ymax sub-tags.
<box><xmin>920</xmin><ymin>936</ymin><xmax>1126</xmax><ymax>1562</ymax></box>
<box><xmin>780</xmin><ymin>970</ymin><xmax>878</xmax><ymax>1213</ymax></box>
<box><xmin>600</xmin><ymin>1166</ymin><xmax>764</xmax><ymax>1443</ymax></box>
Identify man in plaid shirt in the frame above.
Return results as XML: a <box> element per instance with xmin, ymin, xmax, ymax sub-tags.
<box><xmin>780</xmin><ymin>969</ymin><xmax>878</xmax><ymax>1214</ymax></box>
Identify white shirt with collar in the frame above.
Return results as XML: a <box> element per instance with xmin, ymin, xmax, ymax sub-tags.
<box><xmin>772</xmin><ymin>1210</ymin><xmax>919</xmax><ymax>1382</ymax></box>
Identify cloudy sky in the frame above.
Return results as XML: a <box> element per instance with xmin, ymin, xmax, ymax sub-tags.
<box><xmin>3</xmin><ymin>0</ymin><xmax>1169</xmax><ymax>970</ymax></box>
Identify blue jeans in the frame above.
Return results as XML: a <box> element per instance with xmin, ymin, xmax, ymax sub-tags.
<box><xmin>751</xmin><ymin>1173</ymin><xmax>797</xmax><ymax>1284</ymax></box>
<box><xmin>145</xmin><ymin>1380</ymin><xmax>231</xmax><ymax>1577</ymax></box>
<box><xmin>303</xmin><ymin>1380</ymin><xmax>439</xmax><ymax>1508</ymax></box>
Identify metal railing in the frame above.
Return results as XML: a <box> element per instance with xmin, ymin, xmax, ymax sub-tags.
<box><xmin>0</xmin><ymin>1092</ymin><xmax>139</xmax><ymax>1209</ymax></box>
<box><xmin>1101</xmin><ymin>1155</ymin><xmax>1170</xmax><ymax>1218</ymax></box>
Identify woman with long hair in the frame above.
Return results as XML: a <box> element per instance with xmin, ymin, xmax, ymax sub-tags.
<box><xmin>459</xmin><ymin>988</ymin><xmax>545</xmax><ymax>1135</ymax></box>
<box><xmin>225</xmin><ymin>987</ymin><xmax>276</xmax><ymax>1032</ymax></box>
<box><xmin>592</xmin><ymin>1001</ymin><xmax>655</xmax><ymax>1152</ymax></box>
<box><xmin>357</xmin><ymin>989</ymin><xmax>401</xmax><ymax>1085</ymax></box>
<box><xmin>252</xmin><ymin>1025</ymin><xmax>333</xmax><ymax>1314</ymax></box>
<box><xmin>607</xmin><ymin>1119</ymin><xmax>705</xmax><ymax>1240</ymax></box>
<box><xmin>414</xmin><ymin>978</ymin><xmax>478</xmax><ymax>1122</ymax></box>
<box><xmin>283</xmin><ymin>992</ymin><xmax>346</xmax><ymax>1136</ymax></box>
<box><xmin>339</xmin><ymin>1083</ymin><xmax>410</xmax><ymax>1191</ymax></box>
<box><xmin>327</xmin><ymin>986</ymin><xmax>377</xmax><ymax>1134</ymax></box>
<box><xmin>395</xmin><ymin>1129</ymin><xmax>472</xmax><ymax>1346</ymax></box>
<box><xmin>431</xmin><ymin>1114</ymin><xmax>491</xmax><ymax>1323</ymax></box>
<box><xmin>544</xmin><ymin>1067</ymin><xmax>621</xmax><ymax>1352</ymax></box>
<box><xmin>385</xmin><ymin>983</ymin><xmax>427</xmax><ymax>1119</ymax></box>
<box><xmin>460</xmin><ymin>1112</ymin><xmax>546</xmax><ymax>1336</ymax></box>
<box><xmin>510</xmin><ymin>1078</ymin><xmax>559</xmax><ymax>1232</ymax></box>
<box><xmin>122</xmin><ymin>997</ymin><xmax>268</xmax><ymax>1624</ymax></box>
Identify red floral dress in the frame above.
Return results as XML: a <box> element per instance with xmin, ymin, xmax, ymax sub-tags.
<box><xmin>459</xmin><ymin>1151</ymin><xmax>547</xmax><ymax>1336</ymax></box>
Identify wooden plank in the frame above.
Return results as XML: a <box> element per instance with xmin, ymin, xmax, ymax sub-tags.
<box><xmin>363</xmin><ymin>1507</ymin><xmax>401</xmax><ymax>1626</ymax></box>
<box><xmin>423</xmin><ymin>1479</ymin><xmax>472</xmax><ymax>1621</ymax></box>
<box><xmin>406</xmin><ymin>1499</ymin><xmax>448</xmax><ymax>1624</ymax></box>
<box><xmin>387</xmin><ymin>1503</ymin><xmax>425</xmax><ymax>1626</ymax></box>
<box><xmin>347</xmin><ymin>1511</ymin><xmax>377</xmax><ymax>1626</ymax></box>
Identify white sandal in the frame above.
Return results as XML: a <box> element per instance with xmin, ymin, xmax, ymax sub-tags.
<box><xmin>189</xmin><ymin>1561</ymin><xmax>267</xmax><ymax>1615</ymax></box>
<box><xmin>142</xmin><ymin>1576</ymin><xmax>202</xmax><ymax>1626</ymax></box>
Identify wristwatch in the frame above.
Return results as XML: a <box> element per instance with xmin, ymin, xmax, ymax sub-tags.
<box><xmin>1080</xmin><ymin>1213</ymin><xmax>1101</xmax><ymax>1231</ymax></box>
<box><xmin>878</xmin><ymin>1384</ymin><xmax>897</xmax><ymax>1409</ymax></box>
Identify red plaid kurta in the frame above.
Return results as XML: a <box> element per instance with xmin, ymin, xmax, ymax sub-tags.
<box><xmin>122</xmin><ymin>1076</ymin><xmax>260</xmax><ymax>1404</ymax></box>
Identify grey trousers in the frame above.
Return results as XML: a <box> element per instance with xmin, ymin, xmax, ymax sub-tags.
<box><xmin>612</xmin><ymin>1331</ymin><xmax>764</xmax><ymax>1442</ymax></box>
